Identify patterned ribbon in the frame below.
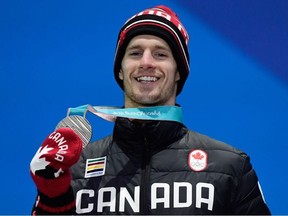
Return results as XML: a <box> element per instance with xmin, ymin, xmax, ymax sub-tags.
<box><xmin>56</xmin><ymin>104</ymin><xmax>183</xmax><ymax>148</ymax></box>
<box><xmin>67</xmin><ymin>104</ymin><xmax>183</xmax><ymax>123</ymax></box>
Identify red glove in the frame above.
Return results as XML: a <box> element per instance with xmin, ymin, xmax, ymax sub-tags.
<box><xmin>30</xmin><ymin>127</ymin><xmax>82</xmax><ymax>198</ymax></box>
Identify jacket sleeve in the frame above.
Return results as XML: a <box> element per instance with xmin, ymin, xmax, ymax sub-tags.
<box><xmin>31</xmin><ymin>186</ymin><xmax>76</xmax><ymax>215</ymax></box>
<box><xmin>232</xmin><ymin>155</ymin><xmax>271</xmax><ymax>215</ymax></box>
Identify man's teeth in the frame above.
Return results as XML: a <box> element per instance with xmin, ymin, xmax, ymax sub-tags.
<box><xmin>136</xmin><ymin>76</ymin><xmax>159</xmax><ymax>82</ymax></box>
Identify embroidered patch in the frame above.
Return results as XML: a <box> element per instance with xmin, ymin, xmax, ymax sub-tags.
<box><xmin>188</xmin><ymin>149</ymin><xmax>208</xmax><ymax>172</ymax></box>
<box><xmin>85</xmin><ymin>156</ymin><xmax>106</xmax><ymax>178</ymax></box>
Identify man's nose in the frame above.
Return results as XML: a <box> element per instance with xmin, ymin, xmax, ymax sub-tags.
<box><xmin>139</xmin><ymin>50</ymin><xmax>154</xmax><ymax>68</ymax></box>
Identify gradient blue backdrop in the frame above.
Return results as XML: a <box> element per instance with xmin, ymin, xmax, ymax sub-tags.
<box><xmin>1</xmin><ymin>0</ymin><xmax>287</xmax><ymax>214</ymax></box>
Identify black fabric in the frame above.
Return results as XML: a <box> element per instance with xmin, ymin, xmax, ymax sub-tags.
<box><xmin>32</xmin><ymin>187</ymin><xmax>75</xmax><ymax>215</ymax></box>
<box><xmin>113</xmin><ymin>117</ymin><xmax>187</xmax><ymax>155</ymax></box>
<box><xmin>68</xmin><ymin>118</ymin><xmax>271</xmax><ymax>215</ymax></box>
<box><xmin>32</xmin><ymin>117</ymin><xmax>270</xmax><ymax>214</ymax></box>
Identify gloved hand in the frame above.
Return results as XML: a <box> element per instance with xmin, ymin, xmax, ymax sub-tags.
<box><xmin>30</xmin><ymin>127</ymin><xmax>82</xmax><ymax>198</ymax></box>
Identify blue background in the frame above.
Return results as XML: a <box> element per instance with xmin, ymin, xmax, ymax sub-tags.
<box><xmin>1</xmin><ymin>0</ymin><xmax>287</xmax><ymax>214</ymax></box>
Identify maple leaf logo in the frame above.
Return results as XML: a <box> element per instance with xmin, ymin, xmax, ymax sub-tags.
<box><xmin>192</xmin><ymin>152</ymin><xmax>204</xmax><ymax>160</ymax></box>
<box><xmin>188</xmin><ymin>149</ymin><xmax>208</xmax><ymax>172</ymax></box>
<box><xmin>30</xmin><ymin>145</ymin><xmax>53</xmax><ymax>175</ymax></box>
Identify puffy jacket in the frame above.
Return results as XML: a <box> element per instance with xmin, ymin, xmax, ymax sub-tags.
<box><xmin>69</xmin><ymin>117</ymin><xmax>270</xmax><ymax>215</ymax></box>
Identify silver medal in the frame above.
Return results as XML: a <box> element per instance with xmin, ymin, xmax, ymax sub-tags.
<box><xmin>55</xmin><ymin>115</ymin><xmax>92</xmax><ymax>149</ymax></box>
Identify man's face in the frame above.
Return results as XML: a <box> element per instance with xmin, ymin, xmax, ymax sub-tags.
<box><xmin>119</xmin><ymin>35</ymin><xmax>180</xmax><ymax>108</ymax></box>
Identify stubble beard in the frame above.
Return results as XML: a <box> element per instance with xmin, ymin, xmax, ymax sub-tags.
<box><xmin>124</xmin><ymin>84</ymin><xmax>177</xmax><ymax>108</ymax></box>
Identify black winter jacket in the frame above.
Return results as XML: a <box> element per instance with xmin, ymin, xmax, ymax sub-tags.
<box><xmin>33</xmin><ymin>117</ymin><xmax>271</xmax><ymax>215</ymax></box>
<box><xmin>70</xmin><ymin>118</ymin><xmax>270</xmax><ymax>215</ymax></box>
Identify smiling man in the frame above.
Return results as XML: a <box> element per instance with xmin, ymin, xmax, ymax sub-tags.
<box><xmin>119</xmin><ymin>34</ymin><xmax>180</xmax><ymax>107</ymax></box>
<box><xmin>30</xmin><ymin>5</ymin><xmax>271</xmax><ymax>215</ymax></box>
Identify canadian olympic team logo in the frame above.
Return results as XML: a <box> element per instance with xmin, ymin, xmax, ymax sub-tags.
<box><xmin>188</xmin><ymin>149</ymin><xmax>208</xmax><ymax>172</ymax></box>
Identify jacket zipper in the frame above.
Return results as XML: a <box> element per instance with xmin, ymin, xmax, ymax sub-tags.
<box><xmin>140</xmin><ymin>136</ymin><xmax>151</xmax><ymax>215</ymax></box>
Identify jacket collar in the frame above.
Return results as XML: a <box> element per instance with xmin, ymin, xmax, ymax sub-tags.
<box><xmin>113</xmin><ymin>117</ymin><xmax>187</xmax><ymax>154</ymax></box>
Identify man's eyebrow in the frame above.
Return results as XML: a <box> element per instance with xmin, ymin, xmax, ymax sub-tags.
<box><xmin>155</xmin><ymin>44</ymin><xmax>170</xmax><ymax>50</ymax></box>
<box><xmin>126</xmin><ymin>45</ymin><xmax>141</xmax><ymax>50</ymax></box>
<box><xmin>127</xmin><ymin>44</ymin><xmax>170</xmax><ymax>50</ymax></box>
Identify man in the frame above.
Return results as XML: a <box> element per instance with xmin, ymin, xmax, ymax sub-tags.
<box><xmin>30</xmin><ymin>5</ymin><xmax>271</xmax><ymax>215</ymax></box>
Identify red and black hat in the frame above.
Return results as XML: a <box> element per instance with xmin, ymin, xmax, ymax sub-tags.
<box><xmin>113</xmin><ymin>5</ymin><xmax>190</xmax><ymax>95</ymax></box>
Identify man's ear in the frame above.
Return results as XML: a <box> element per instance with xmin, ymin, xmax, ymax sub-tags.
<box><xmin>175</xmin><ymin>71</ymin><xmax>180</xmax><ymax>82</ymax></box>
<box><xmin>119</xmin><ymin>69</ymin><xmax>124</xmax><ymax>80</ymax></box>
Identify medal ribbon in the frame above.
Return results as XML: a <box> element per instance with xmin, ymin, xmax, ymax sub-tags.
<box><xmin>67</xmin><ymin>104</ymin><xmax>183</xmax><ymax>123</ymax></box>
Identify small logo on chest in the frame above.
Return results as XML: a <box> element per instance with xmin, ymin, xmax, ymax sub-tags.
<box><xmin>85</xmin><ymin>156</ymin><xmax>107</xmax><ymax>178</ymax></box>
<box><xmin>188</xmin><ymin>149</ymin><xmax>208</xmax><ymax>172</ymax></box>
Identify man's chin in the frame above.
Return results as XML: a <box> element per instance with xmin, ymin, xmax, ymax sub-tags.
<box><xmin>132</xmin><ymin>95</ymin><xmax>161</xmax><ymax>107</ymax></box>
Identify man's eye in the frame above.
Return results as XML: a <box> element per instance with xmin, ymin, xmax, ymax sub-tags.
<box><xmin>154</xmin><ymin>52</ymin><xmax>167</xmax><ymax>58</ymax></box>
<box><xmin>129</xmin><ymin>51</ymin><xmax>142</xmax><ymax>56</ymax></box>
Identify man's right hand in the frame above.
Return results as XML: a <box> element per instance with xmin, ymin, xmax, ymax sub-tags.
<box><xmin>30</xmin><ymin>127</ymin><xmax>82</xmax><ymax>198</ymax></box>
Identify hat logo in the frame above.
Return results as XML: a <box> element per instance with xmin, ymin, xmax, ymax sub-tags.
<box><xmin>129</xmin><ymin>7</ymin><xmax>189</xmax><ymax>45</ymax></box>
<box><xmin>188</xmin><ymin>149</ymin><xmax>208</xmax><ymax>172</ymax></box>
